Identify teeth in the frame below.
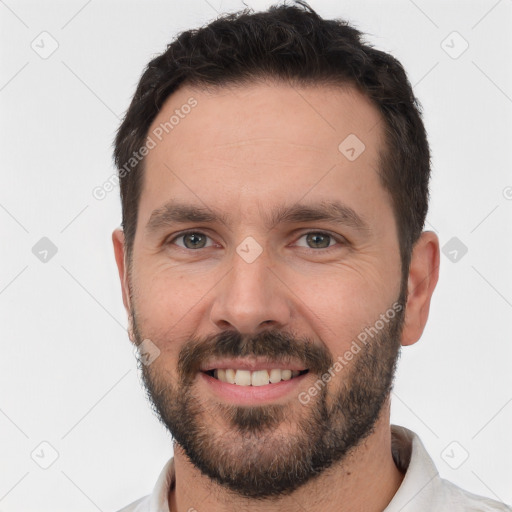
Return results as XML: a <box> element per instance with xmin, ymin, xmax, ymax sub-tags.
<box><xmin>269</xmin><ymin>369</ymin><xmax>282</xmax><ymax>383</ymax></box>
<box><xmin>281</xmin><ymin>369</ymin><xmax>292</xmax><ymax>381</ymax></box>
<box><xmin>225</xmin><ymin>368</ymin><xmax>236</xmax><ymax>384</ymax></box>
<box><xmin>235</xmin><ymin>370</ymin><xmax>251</xmax><ymax>386</ymax></box>
<box><xmin>251</xmin><ymin>370</ymin><xmax>270</xmax><ymax>386</ymax></box>
<box><xmin>212</xmin><ymin>368</ymin><xmax>303</xmax><ymax>386</ymax></box>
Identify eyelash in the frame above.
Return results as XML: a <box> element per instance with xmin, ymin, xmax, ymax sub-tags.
<box><xmin>166</xmin><ymin>230</ymin><xmax>347</xmax><ymax>254</ymax></box>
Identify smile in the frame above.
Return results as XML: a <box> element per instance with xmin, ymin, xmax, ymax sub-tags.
<box><xmin>203</xmin><ymin>368</ymin><xmax>309</xmax><ymax>386</ymax></box>
<box><xmin>200</xmin><ymin>368</ymin><xmax>310</xmax><ymax>404</ymax></box>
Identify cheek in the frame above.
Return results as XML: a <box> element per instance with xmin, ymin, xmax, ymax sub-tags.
<box><xmin>133</xmin><ymin>265</ymin><xmax>215</xmax><ymax>338</ymax></box>
<box><xmin>291</xmin><ymin>254</ymin><xmax>389</xmax><ymax>307</ymax></box>
<box><xmin>282</xmin><ymin>263</ymin><xmax>390</xmax><ymax>348</ymax></box>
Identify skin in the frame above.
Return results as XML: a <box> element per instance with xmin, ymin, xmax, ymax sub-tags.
<box><xmin>113</xmin><ymin>81</ymin><xmax>440</xmax><ymax>512</ymax></box>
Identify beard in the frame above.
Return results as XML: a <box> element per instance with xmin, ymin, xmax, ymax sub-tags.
<box><xmin>131</xmin><ymin>288</ymin><xmax>406</xmax><ymax>501</ymax></box>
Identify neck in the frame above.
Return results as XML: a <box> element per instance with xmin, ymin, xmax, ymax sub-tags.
<box><xmin>169</xmin><ymin>403</ymin><xmax>404</xmax><ymax>512</ymax></box>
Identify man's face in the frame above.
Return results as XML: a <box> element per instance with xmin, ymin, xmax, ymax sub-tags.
<box><xmin>123</xmin><ymin>82</ymin><xmax>406</xmax><ymax>498</ymax></box>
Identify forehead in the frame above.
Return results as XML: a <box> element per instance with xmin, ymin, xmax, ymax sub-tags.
<box><xmin>146</xmin><ymin>80</ymin><xmax>383</xmax><ymax>163</ymax></box>
<box><xmin>139</xmin><ymin>81</ymin><xmax>389</xmax><ymax>230</ymax></box>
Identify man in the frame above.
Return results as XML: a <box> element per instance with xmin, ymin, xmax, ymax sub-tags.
<box><xmin>111</xmin><ymin>2</ymin><xmax>511</xmax><ymax>511</ymax></box>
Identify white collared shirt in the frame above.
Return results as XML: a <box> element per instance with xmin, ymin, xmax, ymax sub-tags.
<box><xmin>116</xmin><ymin>425</ymin><xmax>511</xmax><ymax>512</ymax></box>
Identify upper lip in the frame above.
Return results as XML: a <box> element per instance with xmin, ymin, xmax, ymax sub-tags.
<box><xmin>199</xmin><ymin>357</ymin><xmax>307</xmax><ymax>372</ymax></box>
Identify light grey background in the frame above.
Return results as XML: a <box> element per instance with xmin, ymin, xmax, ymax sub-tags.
<box><xmin>1</xmin><ymin>0</ymin><xmax>511</xmax><ymax>510</ymax></box>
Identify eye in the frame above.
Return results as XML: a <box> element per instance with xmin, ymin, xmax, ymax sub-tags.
<box><xmin>167</xmin><ymin>230</ymin><xmax>346</xmax><ymax>252</ymax></box>
<box><xmin>170</xmin><ymin>231</ymin><xmax>214</xmax><ymax>250</ymax></box>
<box><xmin>294</xmin><ymin>231</ymin><xmax>344</xmax><ymax>250</ymax></box>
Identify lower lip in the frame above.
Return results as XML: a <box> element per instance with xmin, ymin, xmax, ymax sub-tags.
<box><xmin>199</xmin><ymin>371</ymin><xmax>309</xmax><ymax>404</ymax></box>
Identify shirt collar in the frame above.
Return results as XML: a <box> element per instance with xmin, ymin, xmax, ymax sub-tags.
<box><xmin>384</xmin><ymin>425</ymin><xmax>440</xmax><ymax>511</ymax></box>
<box><xmin>149</xmin><ymin>456</ymin><xmax>174</xmax><ymax>512</ymax></box>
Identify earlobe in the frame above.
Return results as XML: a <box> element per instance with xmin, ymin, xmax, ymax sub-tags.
<box><xmin>400</xmin><ymin>231</ymin><xmax>440</xmax><ymax>347</ymax></box>
<box><xmin>127</xmin><ymin>313</ymin><xmax>136</xmax><ymax>344</ymax></box>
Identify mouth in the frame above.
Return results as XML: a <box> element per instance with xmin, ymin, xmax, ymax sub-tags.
<box><xmin>200</xmin><ymin>366</ymin><xmax>310</xmax><ymax>404</ymax></box>
<box><xmin>198</xmin><ymin>357</ymin><xmax>311</xmax><ymax>403</ymax></box>
<box><xmin>202</xmin><ymin>368</ymin><xmax>310</xmax><ymax>386</ymax></box>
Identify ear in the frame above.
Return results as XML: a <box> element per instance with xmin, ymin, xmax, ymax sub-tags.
<box><xmin>112</xmin><ymin>227</ymin><xmax>135</xmax><ymax>343</ymax></box>
<box><xmin>400</xmin><ymin>231</ymin><xmax>440</xmax><ymax>347</ymax></box>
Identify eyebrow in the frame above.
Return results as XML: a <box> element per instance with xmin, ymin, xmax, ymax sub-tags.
<box><xmin>145</xmin><ymin>199</ymin><xmax>371</xmax><ymax>235</ymax></box>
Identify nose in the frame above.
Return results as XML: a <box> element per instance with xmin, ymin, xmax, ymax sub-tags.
<box><xmin>209</xmin><ymin>247</ymin><xmax>292</xmax><ymax>334</ymax></box>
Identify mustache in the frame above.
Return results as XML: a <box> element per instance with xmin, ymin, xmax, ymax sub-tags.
<box><xmin>177</xmin><ymin>328</ymin><xmax>333</xmax><ymax>383</ymax></box>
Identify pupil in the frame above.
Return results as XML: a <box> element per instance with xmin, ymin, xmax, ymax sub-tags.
<box><xmin>308</xmin><ymin>233</ymin><xmax>329</xmax><ymax>248</ymax></box>
<box><xmin>186</xmin><ymin>233</ymin><xmax>205</xmax><ymax>248</ymax></box>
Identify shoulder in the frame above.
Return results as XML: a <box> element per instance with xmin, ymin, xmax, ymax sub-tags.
<box><xmin>388</xmin><ymin>425</ymin><xmax>511</xmax><ymax>512</ymax></box>
<box><xmin>438</xmin><ymin>477</ymin><xmax>512</xmax><ymax>512</ymax></box>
